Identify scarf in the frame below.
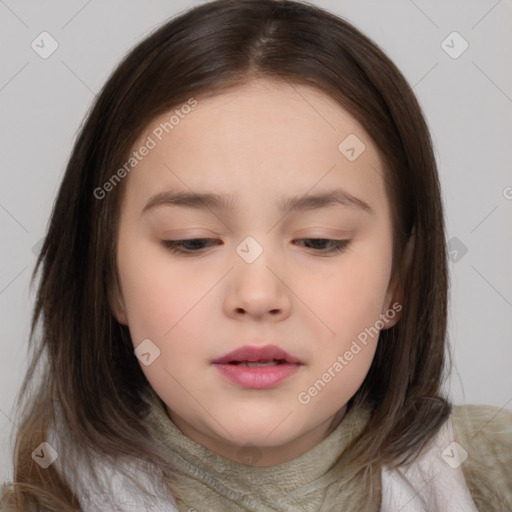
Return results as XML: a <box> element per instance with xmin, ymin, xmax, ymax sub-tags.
<box><xmin>143</xmin><ymin>396</ymin><xmax>380</xmax><ymax>511</ymax></box>
<box><xmin>50</xmin><ymin>395</ymin><xmax>481</xmax><ymax>511</ymax></box>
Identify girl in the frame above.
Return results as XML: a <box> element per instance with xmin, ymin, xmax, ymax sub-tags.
<box><xmin>1</xmin><ymin>0</ymin><xmax>510</xmax><ymax>510</ymax></box>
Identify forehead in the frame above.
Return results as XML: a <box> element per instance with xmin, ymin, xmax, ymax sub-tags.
<box><xmin>152</xmin><ymin>79</ymin><xmax>370</xmax><ymax>154</ymax></box>
<box><xmin>122</xmin><ymin>79</ymin><xmax>389</xmax><ymax>218</ymax></box>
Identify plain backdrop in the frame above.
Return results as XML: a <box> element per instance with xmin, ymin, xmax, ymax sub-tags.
<box><xmin>1</xmin><ymin>0</ymin><xmax>511</xmax><ymax>482</ymax></box>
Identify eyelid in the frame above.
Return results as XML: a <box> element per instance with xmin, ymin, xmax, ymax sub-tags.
<box><xmin>161</xmin><ymin>237</ymin><xmax>351</xmax><ymax>256</ymax></box>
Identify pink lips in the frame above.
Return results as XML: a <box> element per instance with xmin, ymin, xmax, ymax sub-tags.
<box><xmin>212</xmin><ymin>344</ymin><xmax>302</xmax><ymax>389</ymax></box>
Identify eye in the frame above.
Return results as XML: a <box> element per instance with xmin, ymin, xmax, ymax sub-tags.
<box><xmin>294</xmin><ymin>238</ymin><xmax>350</xmax><ymax>254</ymax></box>
<box><xmin>161</xmin><ymin>238</ymin><xmax>350</xmax><ymax>255</ymax></box>
<box><xmin>162</xmin><ymin>238</ymin><xmax>220</xmax><ymax>254</ymax></box>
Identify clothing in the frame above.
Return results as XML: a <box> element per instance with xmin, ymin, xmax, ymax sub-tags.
<box><xmin>142</xmin><ymin>397</ymin><xmax>379</xmax><ymax>511</ymax></box>
<box><xmin>136</xmin><ymin>397</ymin><xmax>511</xmax><ymax>512</ymax></box>
<box><xmin>3</xmin><ymin>398</ymin><xmax>511</xmax><ymax>511</ymax></box>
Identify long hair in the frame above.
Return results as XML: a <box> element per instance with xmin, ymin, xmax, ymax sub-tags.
<box><xmin>1</xmin><ymin>0</ymin><xmax>452</xmax><ymax>509</ymax></box>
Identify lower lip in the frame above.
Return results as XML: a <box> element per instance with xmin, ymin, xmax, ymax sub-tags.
<box><xmin>213</xmin><ymin>363</ymin><xmax>301</xmax><ymax>389</ymax></box>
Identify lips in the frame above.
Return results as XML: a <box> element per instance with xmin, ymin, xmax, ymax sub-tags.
<box><xmin>212</xmin><ymin>344</ymin><xmax>302</xmax><ymax>365</ymax></box>
<box><xmin>212</xmin><ymin>344</ymin><xmax>302</xmax><ymax>389</ymax></box>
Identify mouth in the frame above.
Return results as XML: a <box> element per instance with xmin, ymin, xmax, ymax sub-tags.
<box><xmin>211</xmin><ymin>345</ymin><xmax>302</xmax><ymax>389</ymax></box>
<box><xmin>212</xmin><ymin>360</ymin><xmax>301</xmax><ymax>389</ymax></box>
<box><xmin>211</xmin><ymin>344</ymin><xmax>302</xmax><ymax>366</ymax></box>
<box><xmin>225</xmin><ymin>359</ymin><xmax>288</xmax><ymax>367</ymax></box>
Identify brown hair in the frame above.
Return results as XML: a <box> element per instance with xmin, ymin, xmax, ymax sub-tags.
<box><xmin>1</xmin><ymin>0</ymin><xmax>452</xmax><ymax>509</ymax></box>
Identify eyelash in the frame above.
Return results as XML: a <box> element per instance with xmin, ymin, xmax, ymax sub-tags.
<box><xmin>161</xmin><ymin>238</ymin><xmax>350</xmax><ymax>255</ymax></box>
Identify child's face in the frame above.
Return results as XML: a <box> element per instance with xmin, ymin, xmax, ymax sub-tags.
<box><xmin>111</xmin><ymin>79</ymin><xmax>400</xmax><ymax>465</ymax></box>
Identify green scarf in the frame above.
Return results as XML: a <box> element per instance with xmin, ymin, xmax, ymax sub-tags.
<box><xmin>143</xmin><ymin>396</ymin><xmax>380</xmax><ymax>512</ymax></box>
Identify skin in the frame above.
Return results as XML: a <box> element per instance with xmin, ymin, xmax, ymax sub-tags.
<box><xmin>110</xmin><ymin>78</ymin><xmax>402</xmax><ymax>466</ymax></box>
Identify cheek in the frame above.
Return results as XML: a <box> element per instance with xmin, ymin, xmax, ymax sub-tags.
<box><xmin>298</xmin><ymin>261</ymin><xmax>386</xmax><ymax>410</ymax></box>
<box><xmin>311</xmin><ymin>249</ymin><xmax>393</xmax><ymax>338</ymax></box>
<box><xmin>117</xmin><ymin>243</ymin><xmax>204</xmax><ymax>345</ymax></box>
<box><xmin>118</xmin><ymin>254</ymin><xmax>211</xmax><ymax>393</ymax></box>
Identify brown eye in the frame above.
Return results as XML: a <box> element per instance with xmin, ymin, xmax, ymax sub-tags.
<box><xmin>161</xmin><ymin>238</ymin><xmax>221</xmax><ymax>254</ymax></box>
<box><xmin>294</xmin><ymin>239</ymin><xmax>350</xmax><ymax>253</ymax></box>
<box><xmin>161</xmin><ymin>238</ymin><xmax>350</xmax><ymax>256</ymax></box>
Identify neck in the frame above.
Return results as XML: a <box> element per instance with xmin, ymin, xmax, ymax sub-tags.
<box><xmin>166</xmin><ymin>403</ymin><xmax>349</xmax><ymax>467</ymax></box>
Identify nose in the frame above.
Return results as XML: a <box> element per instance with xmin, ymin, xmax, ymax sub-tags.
<box><xmin>222</xmin><ymin>246</ymin><xmax>292</xmax><ymax>322</ymax></box>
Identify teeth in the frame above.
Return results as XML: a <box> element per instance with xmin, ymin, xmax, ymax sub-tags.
<box><xmin>235</xmin><ymin>360</ymin><xmax>281</xmax><ymax>367</ymax></box>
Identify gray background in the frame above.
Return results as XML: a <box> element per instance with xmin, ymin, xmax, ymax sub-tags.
<box><xmin>1</xmin><ymin>0</ymin><xmax>511</xmax><ymax>482</ymax></box>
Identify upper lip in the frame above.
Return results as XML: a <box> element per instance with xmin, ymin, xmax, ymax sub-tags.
<box><xmin>212</xmin><ymin>344</ymin><xmax>302</xmax><ymax>364</ymax></box>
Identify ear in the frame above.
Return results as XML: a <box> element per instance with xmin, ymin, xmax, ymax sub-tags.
<box><xmin>108</xmin><ymin>280</ymin><xmax>128</xmax><ymax>326</ymax></box>
<box><xmin>381</xmin><ymin>228</ymin><xmax>415</xmax><ymax>329</ymax></box>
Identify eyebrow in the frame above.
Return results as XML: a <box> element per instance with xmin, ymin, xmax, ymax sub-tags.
<box><xmin>141</xmin><ymin>188</ymin><xmax>374</xmax><ymax>216</ymax></box>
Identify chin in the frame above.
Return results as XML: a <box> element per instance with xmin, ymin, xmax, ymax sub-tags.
<box><xmin>218</xmin><ymin>421</ymin><xmax>299</xmax><ymax>448</ymax></box>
